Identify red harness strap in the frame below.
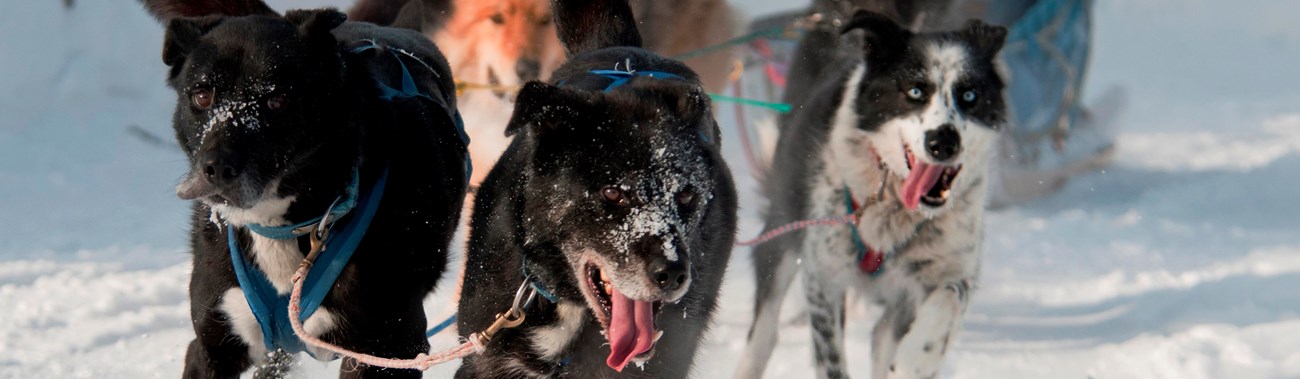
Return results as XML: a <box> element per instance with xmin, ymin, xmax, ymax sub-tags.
<box><xmin>846</xmin><ymin>189</ymin><xmax>886</xmax><ymax>275</ymax></box>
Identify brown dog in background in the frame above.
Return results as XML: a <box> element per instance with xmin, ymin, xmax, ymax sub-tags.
<box><xmin>352</xmin><ymin>0</ymin><xmax>737</xmax><ymax>186</ymax></box>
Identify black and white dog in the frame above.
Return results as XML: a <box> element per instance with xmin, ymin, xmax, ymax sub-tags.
<box><xmin>736</xmin><ymin>10</ymin><xmax>1007</xmax><ymax>379</ymax></box>
<box><xmin>455</xmin><ymin>0</ymin><xmax>737</xmax><ymax>377</ymax></box>
<box><xmin>146</xmin><ymin>2</ymin><xmax>467</xmax><ymax>377</ymax></box>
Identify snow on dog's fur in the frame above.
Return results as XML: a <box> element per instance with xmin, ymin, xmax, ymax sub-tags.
<box><xmin>736</xmin><ymin>10</ymin><xmax>1007</xmax><ymax>379</ymax></box>
<box><xmin>454</xmin><ymin>0</ymin><xmax>737</xmax><ymax>377</ymax></box>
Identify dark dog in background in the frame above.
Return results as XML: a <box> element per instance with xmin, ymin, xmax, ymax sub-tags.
<box><xmin>454</xmin><ymin>0</ymin><xmax>737</xmax><ymax>377</ymax></box>
<box><xmin>144</xmin><ymin>1</ymin><xmax>467</xmax><ymax>377</ymax></box>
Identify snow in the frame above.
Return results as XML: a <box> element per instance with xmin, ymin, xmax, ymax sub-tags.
<box><xmin>2</xmin><ymin>0</ymin><xmax>1299</xmax><ymax>378</ymax></box>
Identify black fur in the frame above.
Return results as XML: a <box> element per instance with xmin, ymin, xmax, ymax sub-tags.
<box><xmin>154</xmin><ymin>4</ymin><xmax>466</xmax><ymax>378</ymax></box>
<box><xmin>347</xmin><ymin>0</ymin><xmax>451</xmax><ymax>32</ymax></box>
<box><xmin>455</xmin><ymin>0</ymin><xmax>736</xmax><ymax>377</ymax></box>
<box><xmin>551</xmin><ymin>0</ymin><xmax>642</xmax><ymax>57</ymax></box>
<box><xmin>141</xmin><ymin>0</ymin><xmax>277</xmax><ymax>20</ymax></box>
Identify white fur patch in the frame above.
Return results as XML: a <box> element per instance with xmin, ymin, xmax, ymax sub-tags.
<box><xmin>219</xmin><ymin>288</ymin><xmax>342</xmax><ymax>362</ymax></box>
<box><xmin>209</xmin><ymin>194</ymin><xmax>295</xmax><ymax>227</ymax></box>
<box><xmin>529</xmin><ymin>301</ymin><xmax>588</xmax><ymax>360</ymax></box>
<box><xmin>248</xmin><ymin>235</ymin><xmax>304</xmax><ymax>294</ymax></box>
<box><xmin>210</xmin><ymin>192</ymin><xmax>304</xmax><ymax>294</ymax></box>
<box><xmin>220</xmin><ymin>288</ymin><xmax>267</xmax><ymax>360</ymax></box>
<box><xmin>301</xmin><ymin>307</ymin><xmax>340</xmax><ymax>361</ymax></box>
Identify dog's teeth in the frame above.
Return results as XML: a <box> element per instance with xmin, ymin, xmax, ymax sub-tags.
<box><xmin>600</xmin><ymin>270</ymin><xmax>610</xmax><ymax>283</ymax></box>
<box><xmin>604</xmin><ymin>283</ymin><xmax>613</xmax><ymax>295</ymax></box>
<box><xmin>653</xmin><ymin>330</ymin><xmax>664</xmax><ymax>343</ymax></box>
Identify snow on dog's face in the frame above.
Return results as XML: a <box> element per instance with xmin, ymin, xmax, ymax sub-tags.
<box><xmin>837</xmin><ymin>11</ymin><xmax>1007</xmax><ymax>213</ymax></box>
<box><xmin>506</xmin><ymin>81</ymin><xmax>720</xmax><ymax>371</ymax></box>
<box><xmin>161</xmin><ymin>10</ymin><xmax>350</xmax><ymax>215</ymax></box>
<box><xmin>434</xmin><ymin>0</ymin><xmax>565</xmax><ymax>87</ymax></box>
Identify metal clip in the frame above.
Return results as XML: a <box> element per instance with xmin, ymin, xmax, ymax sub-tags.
<box><xmin>478</xmin><ymin>278</ymin><xmax>538</xmax><ymax>343</ymax></box>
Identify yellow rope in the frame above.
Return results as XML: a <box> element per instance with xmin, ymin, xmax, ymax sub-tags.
<box><xmin>454</xmin><ymin>80</ymin><xmax>520</xmax><ymax>96</ymax></box>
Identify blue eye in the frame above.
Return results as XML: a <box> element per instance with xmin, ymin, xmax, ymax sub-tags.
<box><xmin>962</xmin><ymin>90</ymin><xmax>977</xmax><ymax>102</ymax></box>
<box><xmin>907</xmin><ymin>87</ymin><xmax>924</xmax><ymax>100</ymax></box>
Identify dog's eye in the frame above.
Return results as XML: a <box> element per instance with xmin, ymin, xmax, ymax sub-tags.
<box><xmin>490</xmin><ymin>13</ymin><xmax>505</xmax><ymax>24</ymax></box>
<box><xmin>676</xmin><ymin>190</ymin><xmax>695</xmax><ymax>206</ymax></box>
<box><xmin>267</xmin><ymin>94</ymin><xmax>287</xmax><ymax>111</ymax></box>
<box><xmin>601</xmin><ymin>186</ymin><xmax>625</xmax><ymax>204</ymax></box>
<box><xmin>538</xmin><ymin>14</ymin><xmax>553</xmax><ymax>25</ymax></box>
<box><xmin>961</xmin><ymin>90</ymin><xmax>977</xmax><ymax>103</ymax></box>
<box><xmin>191</xmin><ymin>89</ymin><xmax>214</xmax><ymax>110</ymax></box>
<box><xmin>906</xmin><ymin>87</ymin><xmax>924</xmax><ymax>100</ymax></box>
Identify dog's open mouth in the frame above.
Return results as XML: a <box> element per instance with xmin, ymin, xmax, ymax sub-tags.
<box><xmin>902</xmin><ymin>145</ymin><xmax>961</xmax><ymax>209</ymax></box>
<box><xmin>583</xmin><ymin>263</ymin><xmax>664</xmax><ymax>372</ymax></box>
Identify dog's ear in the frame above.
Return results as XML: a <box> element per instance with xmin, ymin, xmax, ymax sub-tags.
<box><xmin>960</xmin><ymin>19</ymin><xmax>1007</xmax><ymax>59</ymax></box>
<box><xmin>841</xmin><ymin>10</ymin><xmax>909</xmax><ymax>65</ymax></box>
<box><xmin>506</xmin><ymin>81</ymin><xmax>585</xmax><ymax>137</ymax></box>
<box><xmin>285</xmin><ymin>8</ymin><xmax>347</xmax><ymax>39</ymax></box>
<box><xmin>162</xmin><ymin>15</ymin><xmax>223</xmax><ymax>67</ymax></box>
<box><xmin>673</xmin><ymin>88</ymin><xmax>719</xmax><ymax>145</ymax></box>
<box><xmin>141</xmin><ymin>0</ymin><xmax>278</xmax><ymax>21</ymax></box>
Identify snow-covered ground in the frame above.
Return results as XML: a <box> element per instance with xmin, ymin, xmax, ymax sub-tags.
<box><xmin>3</xmin><ymin>0</ymin><xmax>1299</xmax><ymax>378</ymax></box>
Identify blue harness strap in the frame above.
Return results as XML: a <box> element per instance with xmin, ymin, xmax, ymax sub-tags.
<box><xmin>228</xmin><ymin>166</ymin><xmax>389</xmax><ymax>355</ymax></box>
<box><xmin>350</xmin><ymin>40</ymin><xmax>472</xmax><ymax>183</ymax></box>
<box><xmin>586</xmin><ymin>69</ymin><xmax>684</xmax><ymax>92</ymax></box>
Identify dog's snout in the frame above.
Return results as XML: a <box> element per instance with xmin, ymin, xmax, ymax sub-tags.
<box><xmin>924</xmin><ymin>124</ymin><xmax>962</xmax><ymax>161</ymax></box>
<box><xmin>649</xmin><ymin>256</ymin><xmax>689</xmax><ymax>293</ymax></box>
<box><xmin>200</xmin><ymin>150</ymin><xmax>244</xmax><ymax>186</ymax></box>
<box><xmin>516</xmin><ymin>59</ymin><xmax>541</xmax><ymax>82</ymax></box>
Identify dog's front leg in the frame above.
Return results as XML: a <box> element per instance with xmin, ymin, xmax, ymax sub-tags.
<box><xmin>734</xmin><ymin>248</ymin><xmax>800</xmax><ymax>379</ymax></box>
<box><xmin>882</xmin><ymin>280</ymin><xmax>971</xmax><ymax>379</ymax></box>
<box><xmin>804</xmin><ymin>267</ymin><xmax>849</xmax><ymax>379</ymax></box>
<box><xmin>183</xmin><ymin>299</ymin><xmax>253</xmax><ymax>379</ymax></box>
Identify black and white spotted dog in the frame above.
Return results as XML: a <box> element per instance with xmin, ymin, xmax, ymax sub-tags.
<box><xmin>145</xmin><ymin>1</ymin><xmax>467</xmax><ymax>377</ymax></box>
<box><xmin>455</xmin><ymin>0</ymin><xmax>737</xmax><ymax>377</ymax></box>
<box><xmin>736</xmin><ymin>10</ymin><xmax>1007</xmax><ymax>379</ymax></box>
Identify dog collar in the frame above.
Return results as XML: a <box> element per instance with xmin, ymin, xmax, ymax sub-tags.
<box><xmin>244</xmin><ymin>169</ymin><xmax>361</xmax><ymax>240</ymax></box>
<box><xmin>520</xmin><ymin>258</ymin><xmax>562</xmax><ymax>304</ymax></box>
<box><xmin>227</xmin><ymin>165</ymin><xmax>389</xmax><ymax>356</ymax></box>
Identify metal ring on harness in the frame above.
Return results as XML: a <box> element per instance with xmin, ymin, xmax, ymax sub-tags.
<box><xmin>511</xmin><ymin>276</ymin><xmax>540</xmax><ymax>318</ymax></box>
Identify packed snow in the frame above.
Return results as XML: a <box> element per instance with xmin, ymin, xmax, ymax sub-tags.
<box><xmin>2</xmin><ymin>0</ymin><xmax>1299</xmax><ymax>378</ymax></box>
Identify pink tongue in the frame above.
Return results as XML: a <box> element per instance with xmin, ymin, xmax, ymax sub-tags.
<box><xmin>606</xmin><ymin>288</ymin><xmax>657</xmax><ymax>372</ymax></box>
<box><xmin>900</xmin><ymin>158</ymin><xmax>946</xmax><ymax>210</ymax></box>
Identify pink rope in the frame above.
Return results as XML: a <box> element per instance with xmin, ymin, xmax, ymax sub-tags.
<box><xmin>287</xmin><ymin>265</ymin><xmax>480</xmax><ymax>371</ymax></box>
<box><xmin>736</xmin><ymin>214</ymin><xmax>858</xmax><ymax>247</ymax></box>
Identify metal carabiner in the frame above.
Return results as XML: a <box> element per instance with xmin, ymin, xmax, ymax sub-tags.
<box><xmin>479</xmin><ymin>278</ymin><xmax>539</xmax><ymax>342</ymax></box>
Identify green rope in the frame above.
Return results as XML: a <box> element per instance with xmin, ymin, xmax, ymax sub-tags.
<box><xmin>673</xmin><ymin>26</ymin><xmax>791</xmax><ymax>61</ymax></box>
<box><xmin>708</xmin><ymin>93</ymin><xmax>792</xmax><ymax>113</ymax></box>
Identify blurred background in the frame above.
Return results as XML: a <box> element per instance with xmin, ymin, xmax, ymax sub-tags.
<box><xmin>1</xmin><ymin>0</ymin><xmax>1298</xmax><ymax>378</ymax></box>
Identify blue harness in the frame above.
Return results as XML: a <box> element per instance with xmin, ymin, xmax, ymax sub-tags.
<box><xmin>227</xmin><ymin>39</ymin><xmax>471</xmax><ymax>355</ymax></box>
<box><xmin>228</xmin><ymin>167</ymin><xmax>387</xmax><ymax>355</ymax></box>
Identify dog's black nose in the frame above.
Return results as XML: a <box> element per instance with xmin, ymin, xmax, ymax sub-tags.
<box><xmin>200</xmin><ymin>151</ymin><xmax>243</xmax><ymax>186</ymax></box>
<box><xmin>649</xmin><ymin>256</ymin><xmax>689</xmax><ymax>293</ymax></box>
<box><xmin>516</xmin><ymin>58</ymin><xmax>541</xmax><ymax>82</ymax></box>
<box><xmin>924</xmin><ymin>124</ymin><xmax>962</xmax><ymax>161</ymax></box>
